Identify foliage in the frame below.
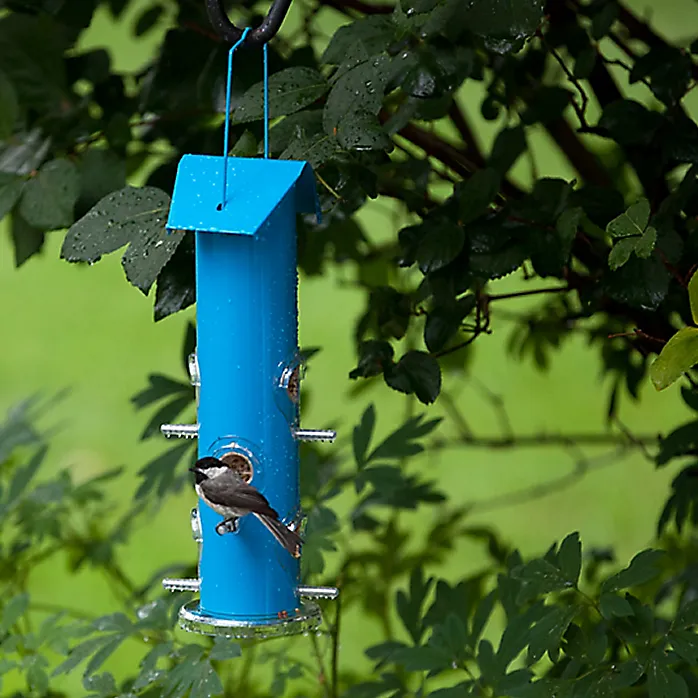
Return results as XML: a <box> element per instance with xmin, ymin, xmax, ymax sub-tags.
<box><xmin>3</xmin><ymin>0</ymin><xmax>698</xmax><ymax>697</ymax></box>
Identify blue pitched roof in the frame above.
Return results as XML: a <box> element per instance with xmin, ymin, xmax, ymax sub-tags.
<box><xmin>167</xmin><ymin>154</ymin><xmax>320</xmax><ymax>236</ymax></box>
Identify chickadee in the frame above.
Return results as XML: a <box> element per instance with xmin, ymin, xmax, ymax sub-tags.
<box><xmin>190</xmin><ymin>456</ymin><xmax>302</xmax><ymax>558</ymax></box>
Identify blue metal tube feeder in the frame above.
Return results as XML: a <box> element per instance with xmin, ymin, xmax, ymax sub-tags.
<box><xmin>161</xmin><ymin>154</ymin><xmax>337</xmax><ymax>638</ymax></box>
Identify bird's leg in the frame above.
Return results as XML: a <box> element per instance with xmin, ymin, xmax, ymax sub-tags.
<box><xmin>215</xmin><ymin>517</ymin><xmax>239</xmax><ymax>535</ymax></box>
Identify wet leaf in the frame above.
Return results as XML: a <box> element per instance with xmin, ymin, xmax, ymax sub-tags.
<box><xmin>19</xmin><ymin>159</ymin><xmax>79</xmax><ymax>230</ymax></box>
<box><xmin>416</xmin><ymin>221</ymin><xmax>465</xmax><ymax>273</ymax></box>
<box><xmin>62</xmin><ymin>186</ymin><xmax>182</xmax><ymax>294</ymax></box>
<box><xmin>647</xmin><ymin>655</ymin><xmax>688</xmax><ymax>698</ymax></box>
<box><xmin>232</xmin><ymin>67</ymin><xmax>328</xmax><ymax>124</ymax></box>
<box><xmin>337</xmin><ymin>110</ymin><xmax>390</xmax><ymax>151</ymax></box>
<box><xmin>465</xmin><ymin>0</ymin><xmax>545</xmax><ymax>52</ymax></box>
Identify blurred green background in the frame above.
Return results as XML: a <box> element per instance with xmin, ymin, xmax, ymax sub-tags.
<box><xmin>0</xmin><ymin>0</ymin><xmax>695</xmax><ymax>686</ymax></box>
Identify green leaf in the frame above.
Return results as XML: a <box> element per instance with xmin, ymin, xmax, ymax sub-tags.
<box><xmin>9</xmin><ymin>445</ymin><xmax>44</xmax><ymax>503</ymax></box>
<box><xmin>336</xmin><ymin>110</ymin><xmax>390</xmax><ymax>151</ymax></box>
<box><xmin>424</xmin><ymin>296</ymin><xmax>476</xmax><ymax>353</ymax></box>
<box><xmin>650</xmin><ymin>327</ymin><xmax>698</xmax><ymax>391</ymax></box>
<box><xmin>599</xmin><ymin>593</ymin><xmax>634</xmax><ymax>619</ymax></box>
<box><xmin>675</xmin><ymin>599</ymin><xmax>698</xmax><ymax>629</ymax></box>
<box><xmin>556</xmin><ymin>207</ymin><xmax>583</xmax><ymax>248</ymax></box>
<box><xmin>19</xmin><ymin>159</ymin><xmax>79</xmax><ymax>230</ymax></box>
<box><xmin>688</xmin><ymin>270</ymin><xmax>698</xmax><ymax>325</ymax></box>
<box><xmin>657</xmin><ymin>421</ymin><xmax>698</xmax><ymax>465</ymax></box>
<box><xmin>368</xmin><ymin>413</ymin><xmax>441</xmax><ymax>462</ymax></box>
<box><xmin>353</xmin><ymin>404</ymin><xmax>376</xmax><ymax>468</ymax></box>
<box><xmin>83</xmin><ymin>671</ymin><xmax>117</xmax><ymax>696</ymax></box>
<box><xmin>608</xmin><ymin>218</ymin><xmax>657</xmax><ymax>270</ymax></box>
<box><xmin>599</xmin><ymin>100</ymin><xmax>663</xmax><ymax>145</ymax></box>
<box><xmin>53</xmin><ymin>637</ymin><xmax>106</xmax><ymax>676</ymax></box>
<box><xmin>384</xmin><ymin>350</ymin><xmax>442</xmax><ymax>404</ymax></box>
<box><xmin>231</xmin><ymin>130</ymin><xmax>257</xmax><ymax>157</ymax></box>
<box><xmin>232</xmin><ymin>68</ymin><xmax>328</xmax><ymax>124</ymax></box>
<box><xmin>10</xmin><ymin>212</ymin><xmax>44</xmax><ymax>267</ymax></box>
<box><xmin>636</xmin><ymin>226</ymin><xmax>657</xmax><ymax>257</ymax></box>
<box><xmin>0</xmin><ymin>172</ymin><xmax>23</xmax><ymax>221</ymax></box>
<box><xmin>607</xmin><ymin>198</ymin><xmax>650</xmax><ymax>238</ymax></box>
<box><xmin>78</xmin><ymin>149</ymin><xmax>126</xmax><ymax>213</ymax></box>
<box><xmin>349</xmin><ymin>340</ymin><xmax>395</xmax><ymax>379</ymax></box>
<box><xmin>392</xmin><ymin>644</ymin><xmax>451</xmax><ymax>672</ymax></box>
<box><xmin>608</xmin><ymin>237</ymin><xmax>636</xmax><ymax>270</ymax></box>
<box><xmin>669</xmin><ymin>629</ymin><xmax>698</xmax><ymax>664</ymax></box>
<box><xmin>490</xmin><ymin>125</ymin><xmax>526</xmax><ymax>175</ymax></box>
<box><xmin>526</xmin><ymin>605</ymin><xmax>579</xmax><ymax>665</ymax></box>
<box><xmin>601</xmin><ymin>549</ymin><xmax>664</xmax><ymax>592</ymax></box>
<box><xmin>323</xmin><ymin>55</ymin><xmax>389</xmax><ymax>135</ymax></box>
<box><xmin>557</xmin><ymin>532</ymin><xmax>581</xmax><ymax>587</ymax></box>
<box><xmin>0</xmin><ymin>593</ymin><xmax>29</xmax><ymax>632</ymax></box>
<box><xmin>396</xmin><ymin>567</ymin><xmax>433</xmax><ymax>645</ymax></box>
<box><xmin>26</xmin><ymin>659</ymin><xmax>49</xmax><ymax>695</ymax></box>
<box><xmin>0</xmin><ymin>69</ymin><xmax>18</xmax><ymax>139</ymax></box>
<box><xmin>464</xmin><ymin>0</ymin><xmax>545</xmax><ymax>50</ymax></box>
<box><xmin>496</xmin><ymin>603</ymin><xmax>548</xmax><ymax>671</ymax></box>
<box><xmin>512</xmin><ymin>559</ymin><xmax>573</xmax><ymax>600</ymax></box>
<box><xmin>132</xmin><ymin>373</ymin><xmax>191</xmax><ymax>410</ymax></box>
<box><xmin>62</xmin><ymin>186</ymin><xmax>182</xmax><ymax>294</ymax></box>
<box><xmin>416</xmin><ymin>221</ymin><xmax>465</xmax><ymax>274</ymax></box>
<box><xmin>154</xmin><ymin>235</ymin><xmax>195</xmax><ymax>321</ymax></box>
<box><xmin>281</xmin><ymin>131</ymin><xmax>340</xmax><ymax>168</ymax></box>
<box><xmin>209</xmin><ymin>638</ymin><xmax>242</xmax><ymax>661</ymax></box>
<box><xmin>0</xmin><ymin>14</ymin><xmax>68</xmax><ymax>111</ymax></box>
<box><xmin>591</xmin><ymin>1</ymin><xmax>619</xmax><ymax>40</ymax></box>
<box><xmin>322</xmin><ymin>16</ymin><xmax>395</xmax><ymax>65</ymax></box>
<box><xmin>611</xmin><ymin>659</ymin><xmax>644</xmax><ymax>689</ymax></box>
<box><xmin>564</xmin><ymin>623</ymin><xmax>607</xmax><ymax>664</ymax></box>
<box><xmin>136</xmin><ymin>441</ymin><xmax>193</xmax><ymax>500</ymax></box>
<box><xmin>134</xmin><ymin>641</ymin><xmax>172</xmax><ymax>690</ymax></box>
<box><xmin>647</xmin><ymin>655</ymin><xmax>688</xmax><ymax>698</ymax></box>
<box><xmin>603</xmin><ymin>256</ymin><xmax>670</xmax><ymax>310</ymax></box>
<box><xmin>457</xmin><ymin>168</ymin><xmax>500</xmax><ymax>224</ymax></box>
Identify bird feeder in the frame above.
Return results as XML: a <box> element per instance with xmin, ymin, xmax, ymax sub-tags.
<box><xmin>160</xmin><ymin>154</ymin><xmax>338</xmax><ymax>638</ymax></box>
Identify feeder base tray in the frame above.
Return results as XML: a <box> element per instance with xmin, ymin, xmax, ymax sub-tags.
<box><xmin>178</xmin><ymin>600</ymin><xmax>322</xmax><ymax>639</ymax></box>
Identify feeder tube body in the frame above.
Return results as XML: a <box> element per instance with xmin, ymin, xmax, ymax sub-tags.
<box><xmin>196</xmin><ymin>194</ymin><xmax>299</xmax><ymax>619</ymax></box>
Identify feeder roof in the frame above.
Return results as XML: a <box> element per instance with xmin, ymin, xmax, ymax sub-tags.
<box><xmin>166</xmin><ymin>154</ymin><xmax>320</xmax><ymax>236</ymax></box>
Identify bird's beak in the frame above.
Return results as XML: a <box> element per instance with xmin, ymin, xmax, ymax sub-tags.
<box><xmin>188</xmin><ymin>467</ymin><xmax>197</xmax><ymax>473</ymax></box>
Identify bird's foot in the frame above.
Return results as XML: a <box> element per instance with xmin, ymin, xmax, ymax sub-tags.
<box><xmin>216</xmin><ymin>518</ymin><xmax>239</xmax><ymax>535</ymax></box>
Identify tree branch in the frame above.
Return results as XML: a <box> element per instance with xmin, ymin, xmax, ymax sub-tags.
<box><xmin>316</xmin><ymin>0</ymin><xmax>393</xmax><ymax>16</ymax></box>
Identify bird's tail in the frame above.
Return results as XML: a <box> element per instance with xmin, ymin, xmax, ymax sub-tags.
<box><xmin>254</xmin><ymin>513</ymin><xmax>303</xmax><ymax>558</ymax></box>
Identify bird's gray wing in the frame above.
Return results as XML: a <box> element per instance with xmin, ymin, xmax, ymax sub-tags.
<box><xmin>199</xmin><ymin>474</ymin><xmax>279</xmax><ymax>518</ymax></box>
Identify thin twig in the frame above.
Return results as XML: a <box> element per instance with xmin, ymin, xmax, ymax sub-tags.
<box><xmin>331</xmin><ymin>582</ymin><xmax>343</xmax><ymax>698</ymax></box>
<box><xmin>546</xmin><ymin>43</ymin><xmax>590</xmax><ymax>128</ymax></box>
<box><xmin>309</xmin><ymin>632</ymin><xmax>330</xmax><ymax>698</ymax></box>
<box><xmin>487</xmin><ymin>286</ymin><xmax>570</xmax><ymax>302</ymax></box>
<box><xmin>430</xmin><ymin>431</ymin><xmax>657</xmax><ymax>451</ymax></box>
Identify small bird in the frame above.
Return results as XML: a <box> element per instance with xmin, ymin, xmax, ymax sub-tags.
<box><xmin>190</xmin><ymin>456</ymin><xmax>302</xmax><ymax>558</ymax></box>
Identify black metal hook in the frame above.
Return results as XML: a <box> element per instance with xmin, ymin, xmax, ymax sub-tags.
<box><xmin>206</xmin><ymin>0</ymin><xmax>293</xmax><ymax>46</ymax></box>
